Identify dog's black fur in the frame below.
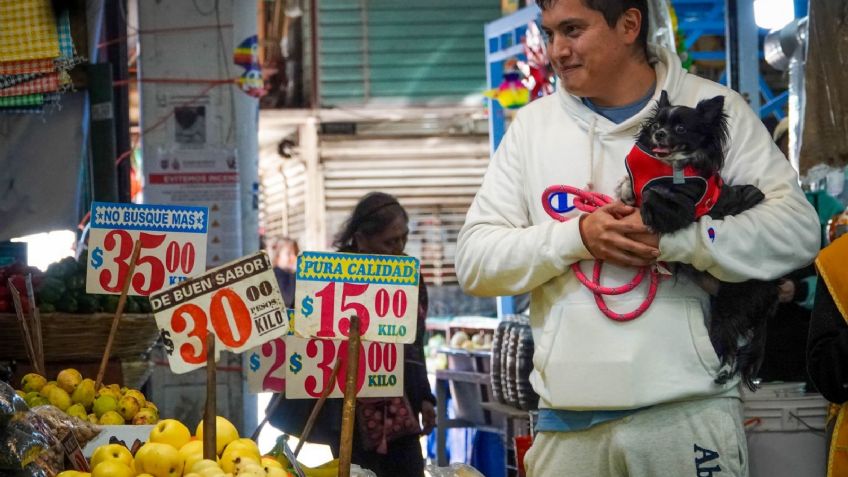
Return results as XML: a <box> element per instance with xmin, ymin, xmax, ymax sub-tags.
<box><xmin>624</xmin><ymin>90</ymin><xmax>778</xmax><ymax>391</ymax></box>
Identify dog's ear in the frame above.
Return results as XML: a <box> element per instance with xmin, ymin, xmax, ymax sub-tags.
<box><xmin>659</xmin><ymin>90</ymin><xmax>671</xmax><ymax>108</ymax></box>
<box><xmin>696</xmin><ymin>95</ymin><xmax>726</xmax><ymax>123</ymax></box>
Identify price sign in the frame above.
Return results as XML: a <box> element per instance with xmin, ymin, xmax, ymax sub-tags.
<box><xmin>285</xmin><ymin>336</ymin><xmax>404</xmax><ymax>399</ymax></box>
<box><xmin>294</xmin><ymin>252</ymin><xmax>419</xmax><ymax>344</ymax></box>
<box><xmin>246</xmin><ymin>309</ymin><xmax>295</xmax><ymax>393</ymax></box>
<box><xmin>150</xmin><ymin>252</ymin><xmax>288</xmax><ymax>374</ymax></box>
<box><xmin>86</xmin><ymin>202</ymin><xmax>208</xmax><ymax>296</ymax></box>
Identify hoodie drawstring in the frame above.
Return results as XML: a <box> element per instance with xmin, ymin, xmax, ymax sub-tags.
<box><xmin>586</xmin><ymin>116</ymin><xmax>598</xmax><ymax>190</ymax></box>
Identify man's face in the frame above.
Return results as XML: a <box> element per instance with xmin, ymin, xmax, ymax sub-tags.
<box><xmin>541</xmin><ymin>0</ymin><xmax>634</xmax><ymax>101</ymax></box>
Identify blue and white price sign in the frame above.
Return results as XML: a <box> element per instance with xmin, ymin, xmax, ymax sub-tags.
<box><xmin>293</xmin><ymin>252</ymin><xmax>420</xmax><ymax>344</ymax></box>
<box><xmin>86</xmin><ymin>202</ymin><xmax>208</xmax><ymax>296</ymax></box>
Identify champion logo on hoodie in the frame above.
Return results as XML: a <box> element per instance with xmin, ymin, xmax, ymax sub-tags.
<box><xmin>546</xmin><ymin>190</ymin><xmax>576</xmax><ymax>214</ymax></box>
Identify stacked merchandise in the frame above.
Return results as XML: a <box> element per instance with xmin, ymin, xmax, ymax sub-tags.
<box><xmin>0</xmin><ymin>0</ymin><xmax>83</xmax><ymax>114</ymax></box>
<box><xmin>0</xmin><ymin>381</ymin><xmax>102</xmax><ymax>476</ymax></box>
<box><xmin>490</xmin><ymin>316</ymin><xmax>539</xmax><ymax>412</ymax></box>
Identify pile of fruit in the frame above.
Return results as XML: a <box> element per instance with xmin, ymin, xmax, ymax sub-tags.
<box><xmin>57</xmin><ymin>416</ymin><xmax>339</xmax><ymax>477</ymax></box>
<box><xmin>0</xmin><ymin>256</ymin><xmax>152</xmax><ymax>314</ymax></box>
<box><xmin>58</xmin><ymin>416</ymin><xmax>339</xmax><ymax>477</ymax></box>
<box><xmin>15</xmin><ymin>369</ymin><xmax>159</xmax><ymax>425</ymax></box>
<box><xmin>36</xmin><ymin>255</ymin><xmax>151</xmax><ymax>314</ymax></box>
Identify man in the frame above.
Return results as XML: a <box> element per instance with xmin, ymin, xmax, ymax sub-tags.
<box><xmin>456</xmin><ymin>1</ymin><xmax>820</xmax><ymax>475</ymax></box>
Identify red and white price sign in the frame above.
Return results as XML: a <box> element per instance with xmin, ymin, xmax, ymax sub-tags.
<box><xmin>246</xmin><ymin>309</ymin><xmax>295</xmax><ymax>393</ymax></box>
<box><xmin>150</xmin><ymin>252</ymin><xmax>288</xmax><ymax>374</ymax></box>
<box><xmin>294</xmin><ymin>252</ymin><xmax>420</xmax><ymax>344</ymax></box>
<box><xmin>86</xmin><ymin>202</ymin><xmax>208</xmax><ymax>296</ymax></box>
<box><xmin>285</xmin><ymin>336</ymin><xmax>404</xmax><ymax>399</ymax></box>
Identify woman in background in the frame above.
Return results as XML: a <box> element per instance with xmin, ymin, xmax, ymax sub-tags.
<box><xmin>269</xmin><ymin>192</ymin><xmax>435</xmax><ymax>477</ymax></box>
<box><xmin>333</xmin><ymin>192</ymin><xmax>436</xmax><ymax>477</ymax></box>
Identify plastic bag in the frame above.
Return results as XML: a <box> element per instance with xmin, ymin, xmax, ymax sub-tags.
<box><xmin>29</xmin><ymin>405</ymin><xmax>101</xmax><ymax>474</ymax></box>
<box><xmin>0</xmin><ymin>381</ymin><xmax>28</xmax><ymax>427</ymax></box>
<box><xmin>0</xmin><ymin>418</ymin><xmax>48</xmax><ymax>470</ymax></box>
<box><xmin>425</xmin><ymin>463</ymin><xmax>485</xmax><ymax>477</ymax></box>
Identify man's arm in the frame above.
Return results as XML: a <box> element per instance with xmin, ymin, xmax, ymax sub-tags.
<box><xmin>658</xmin><ymin>91</ymin><xmax>820</xmax><ymax>281</ymax></box>
<box><xmin>456</xmin><ymin>115</ymin><xmax>592</xmax><ymax>297</ymax></box>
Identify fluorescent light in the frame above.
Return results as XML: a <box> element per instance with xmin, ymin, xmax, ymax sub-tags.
<box><xmin>754</xmin><ymin>0</ymin><xmax>795</xmax><ymax>30</ymax></box>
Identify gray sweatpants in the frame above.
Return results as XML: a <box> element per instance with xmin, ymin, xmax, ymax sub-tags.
<box><xmin>524</xmin><ymin>397</ymin><xmax>748</xmax><ymax>477</ymax></box>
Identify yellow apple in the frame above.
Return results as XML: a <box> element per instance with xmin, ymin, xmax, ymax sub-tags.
<box><xmin>266</xmin><ymin>468</ymin><xmax>288</xmax><ymax>477</ymax></box>
<box><xmin>47</xmin><ymin>387</ymin><xmax>72</xmax><ymax>411</ymax></box>
<box><xmin>20</xmin><ymin>373</ymin><xmax>47</xmax><ymax>393</ymax></box>
<box><xmin>183</xmin><ymin>474</ymin><xmax>203</xmax><ymax>477</ymax></box>
<box><xmin>149</xmin><ymin>418</ymin><xmax>191</xmax><ymax>449</ymax></box>
<box><xmin>190</xmin><ymin>459</ymin><xmax>221</xmax><ymax>473</ymax></box>
<box><xmin>145</xmin><ymin>401</ymin><xmax>159</xmax><ymax>414</ymax></box>
<box><xmin>237</xmin><ymin>461</ymin><xmax>263</xmax><ymax>475</ymax></box>
<box><xmin>99</xmin><ymin>410</ymin><xmax>125</xmax><ymax>425</ymax></box>
<box><xmin>117</xmin><ymin>395</ymin><xmax>141</xmax><ymax>421</ymax></box>
<box><xmin>124</xmin><ymin>389</ymin><xmax>147</xmax><ymax>407</ymax></box>
<box><xmin>92</xmin><ymin>461</ymin><xmax>134</xmax><ymax>477</ymax></box>
<box><xmin>179</xmin><ymin>440</ymin><xmax>205</xmax><ymax>473</ymax></box>
<box><xmin>39</xmin><ymin>381</ymin><xmax>58</xmax><ymax>397</ymax></box>
<box><xmin>134</xmin><ymin>442</ymin><xmax>184</xmax><ymax>477</ymax></box>
<box><xmin>91</xmin><ymin>443</ymin><xmax>134</xmax><ymax>469</ymax></box>
<box><xmin>262</xmin><ymin>456</ymin><xmax>283</xmax><ymax>471</ymax></box>
<box><xmin>197</xmin><ymin>468</ymin><xmax>225</xmax><ymax>477</ymax></box>
<box><xmin>92</xmin><ymin>394</ymin><xmax>118</xmax><ymax>418</ymax></box>
<box><xmin>71</xmin><ymin>379</ymin><xmax>96</xmax><ymax>409</ymax></box>
<box><xmin>56</xmin><ymin>368</ymin><xmax>83</xmax><ymax>393</ymax></box>
<box><xmin>220</xmin><ymin>443</ymin><xmax>260</xmax><ymax>474</ymax></box>
<box><xmin>133</xmin><ymin>408</ymin><xmax>159</xmax><ymax>425</ymax></box>
<box><xmin>56</xmin><ymin>472</ymin><xmax>91</xmax><ymax>477</ymax></box>
<box><xmin>136</xmin><ymin>474</ymin><xmax>156</xmax><ymax>477</ymax></box>
<box><xmin>66</xmin><ymin>403</ymin><xmax>88</xmax><ymax>421</ymax></box>
<box><xmin>96</xmin><ymin>386</ymin><xmax>120</xmax><ymax>399</ymax></box>
<box><xmin>195</xmin><ymin>416</ymin><xmax>239</xmax><ymax>454</ymax></box>
<box><xmin>88</xmin><ymin>413</ymin><xmax>99</xmax><ymax>424</ymax></box>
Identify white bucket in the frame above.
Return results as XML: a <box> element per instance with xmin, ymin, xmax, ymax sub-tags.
<box><xmin>743</xmin><ymin>383</ymin><xmax>828</xmax><ymax>477</ymax></box>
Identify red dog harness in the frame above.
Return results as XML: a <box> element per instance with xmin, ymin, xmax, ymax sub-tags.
<box><xmin>624</xmin><ymin>144</ymin><xmax>723</xmax><ymax>218</ymax></box>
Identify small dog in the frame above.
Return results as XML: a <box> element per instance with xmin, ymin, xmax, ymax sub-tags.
<box><xmin>617</xmin><ymin>90</ymin><xmax>777</xmax><ymax>390</ymax></box>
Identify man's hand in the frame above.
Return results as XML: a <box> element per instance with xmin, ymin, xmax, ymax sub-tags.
<box><xmin>579</xmin><ymin>202</ymin><xmax>660</xmax><ymax>267</ymax></box>
<box><xmin>421</xmin><ymin>400</ymin><xmax>436</xmax><ymax>435</ymax></box>
<box><xmin>777</xmin><ymin>279</ymin><xmax>795</xmax><ymax>303</ymax></box>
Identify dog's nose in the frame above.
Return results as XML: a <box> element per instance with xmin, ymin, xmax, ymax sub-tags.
<box><xmin>655</xmin><ymin>130</ymin><xmax>666</xmax><ymax>141</ymax></box>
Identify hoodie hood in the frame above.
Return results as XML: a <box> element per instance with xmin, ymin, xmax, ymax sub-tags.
<box><xmin>553</xmin><ymin>45</ymin><xmax>685</xmax><ymax>190</ymax></box>
<box><xmin>557</xmin><ymin>45</ymin><xmax>686</xmax><ymax>135</ymax></box>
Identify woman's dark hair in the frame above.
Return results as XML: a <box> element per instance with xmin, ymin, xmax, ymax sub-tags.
<box><xmin>333</xmin><ymin>192</ymin><xmax>408</xmax><ymax>252</ymax></box>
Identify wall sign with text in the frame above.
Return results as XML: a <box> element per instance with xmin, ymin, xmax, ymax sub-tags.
<box><xmin>86</xmin><ymin>202</ymin><xmax>208</xmax><ymax>296</ymax></box>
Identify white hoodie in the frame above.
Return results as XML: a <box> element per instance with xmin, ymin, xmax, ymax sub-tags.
<box><xmin>456</xmin><ymin>46</ymin><xmax>821</xmax><ymax>411</ymax></box>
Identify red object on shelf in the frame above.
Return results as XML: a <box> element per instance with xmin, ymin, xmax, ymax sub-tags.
<box><xmin>515</xmin><ymin>434</ymin><xmax>533</xmax><ymax>477</ymax></box>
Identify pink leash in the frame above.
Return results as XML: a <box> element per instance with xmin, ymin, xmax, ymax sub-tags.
<box><xmin>542</xmin><ymin>185</ymin><xmax>661</xmax><ymax>321</ymax></box>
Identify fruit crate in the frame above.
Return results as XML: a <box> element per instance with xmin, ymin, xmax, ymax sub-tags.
<box><xmin>0</xmin><ymin>312</ymin><xmax>160</xmax><ymax>361</ymax></box>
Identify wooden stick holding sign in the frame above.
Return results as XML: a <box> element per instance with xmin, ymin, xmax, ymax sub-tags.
<box><xmin>25</xmin><ymin>274</ymin><xmax>45</xmax><ymax>376</ymax></box>
<box><xmin>338</xmin><ymin>315</ymin><xmax>361</xmax><ymax>477</ymax></box>
<box><xmin>295</xmin><ymin>357</ymin><xmax>343</xmax><ymax>456</ymax></box>
<box><xmin>96</xmin><ymin>240</ymin><xmax>142</xmax><ymax>390</ymax></box>
<box><xmin>204</xmin><ymin>332</ymin><xmax>217</xmax><ymax>460</ymax></box>
<box><xmin>8</xmin><ymin>280</ymin><xmax>41</xmax><ymax>376</ymax></box>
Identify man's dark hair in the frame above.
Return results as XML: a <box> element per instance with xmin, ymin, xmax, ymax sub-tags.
<box><xmin>537</xmin><ymin>0</ymin><xmax>650</xmax><ymax>59</ymax></box>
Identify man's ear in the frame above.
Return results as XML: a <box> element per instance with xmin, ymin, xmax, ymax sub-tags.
<box><xmin>619</xmin><ymin>7</ymin><xmax>643</xmax><ymax>45</ymax></box>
